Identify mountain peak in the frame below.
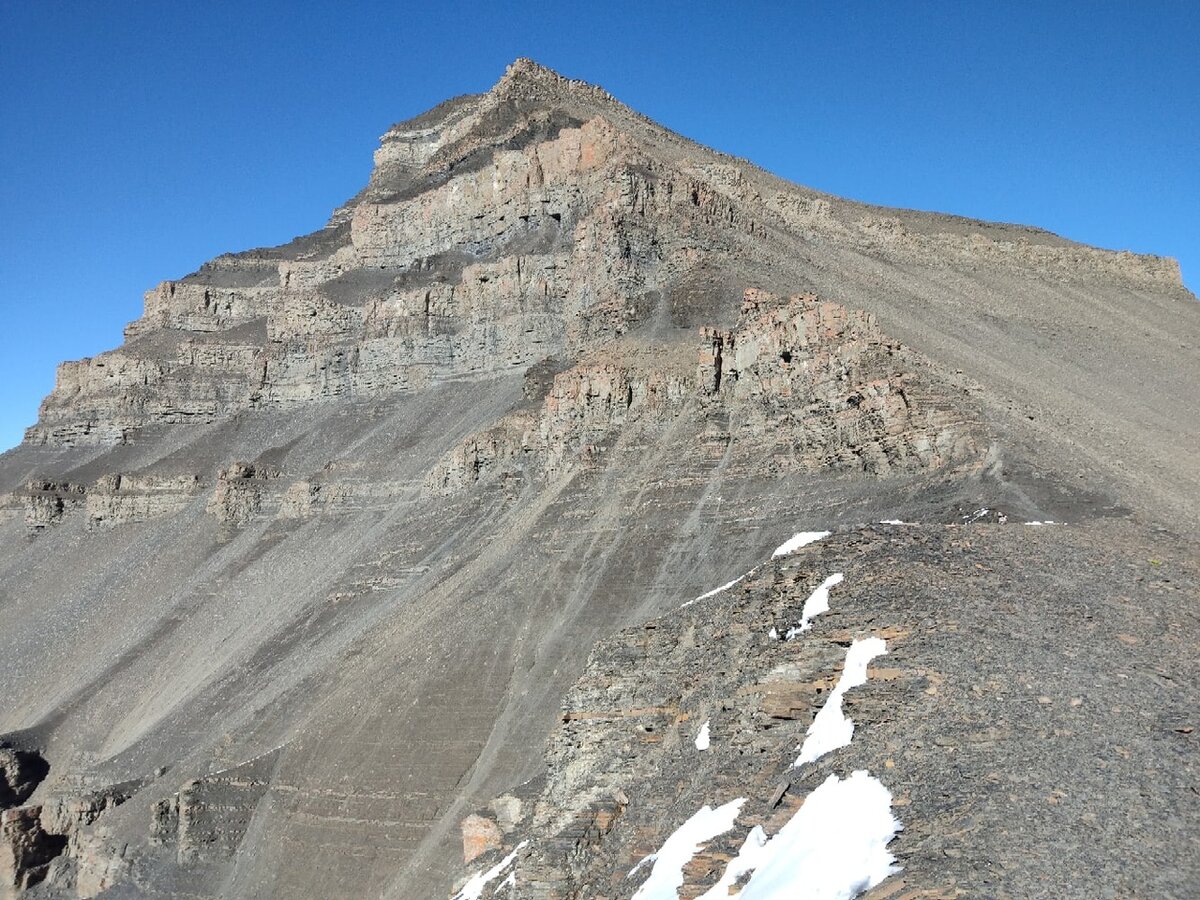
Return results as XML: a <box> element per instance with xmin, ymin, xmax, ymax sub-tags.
<box><xmin>497</xmin><ymin>56</ymin><xmax>563</xmax><ymax>86</ymax></box>
<box><xmin>490</xmin><ymin>56</ymin><xmax>620</xmax><ymax>110</ymax></box>
<box><xmin>1</xmin><ymin>58</ymin><xmax>1197</xmax><ymax>900</ymax></box>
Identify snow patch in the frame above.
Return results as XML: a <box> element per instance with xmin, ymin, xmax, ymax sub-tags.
<box><xmin>453</xmin><ymin>841</ymin><xmax>528</xmax><ymax>900</ymax></box>
<box><xmin>772</xmin><ymin>531</ymin><xmax>831</xmax><ymax>558</ymax></box>
<box><xmin>701</xmin><ymin>771</ymin><xmax>900</xmax><ymax>899</ymax></box>
<box><xmin>786</xmin><ymin>573</ymin><xmax>845</xmax><ymax>638</ymax></box>
<box><xmin>878</xmin><ymin>519</ymin><xmax>909</xmax><ymax>525</ymax></box>
<box><xmin>628</xmin><ymin>854</ymin><xmax>655</xmax><ymax>878</ymax></box>
<box><xmin>696</xmin><ymin>720</ymin><xmax>711</xmax><ymax>751</ymax></box>
<box><xmin>685</xmin><ymin>570</ymin><xmax>753</xmax><ymax>608</ymax></box>
<box><xmin>795</xmin><ymin>638</ymin><xmax>887</xmax><ymax>768</ymax></box>
<box><xmin>697</xmin><ymin>826</ymin><xmax>769</xmax><ymax>899</ymax></box>
<box><xmin>630</xmin><ymin>799</ymin><xmax>745</xmax><ymax>899</ymax></box>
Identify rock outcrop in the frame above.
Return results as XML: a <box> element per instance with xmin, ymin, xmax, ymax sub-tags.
<box><xmin>0</xmin><ymin>806</ymin><xmax>66</xmax><ymax>893</ymax></box>
<box><xmin>20</xmin><ymin>481</ymin><xmax>86</xmax><ymax>534</ymax></box>
<box><xmin>428</xmin><ymin>289</ymin><xmax>975</xmax><ymax>496</ymax></box>
<box><xmin>207</xmin><ymin>463</ymin><xmax>278</xmax><ymax>527</ymax></box>
<box><xmin>0</xmin><ymin>747</ymin><xmax>58</xmax><ymax>894</ymax></box>
<box><xmin>86</xmin><ymin>474</ymin><xmax>203</xmax><ymax>529</ymax></box>
<box><xmin>151</xmin><ymin>751</ymin><xmax>278</xmax><ymax>866</ymax></box>
<box><xmin>452</xmin><ymin>523</ymin><xmax>1200</xmax><ymax>899</ymax></box>
<box><xmin>0</xmin><ymin>751</ymin><xmax>48</xmax><ymax>812</ymax></box>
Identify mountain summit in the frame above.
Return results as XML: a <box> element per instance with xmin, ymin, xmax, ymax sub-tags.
<box><xmin>1</xmin><ymin>60</ymin><xmax>1197</xmax><ymax>899</ymax></box>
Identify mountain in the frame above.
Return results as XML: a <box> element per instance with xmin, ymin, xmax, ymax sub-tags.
<box><xmin>1</xmin><ymin>59</ymin><xmax>1196</xmax><ymax>899</ymax></box>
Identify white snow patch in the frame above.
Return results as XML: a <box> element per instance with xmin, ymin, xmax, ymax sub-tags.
<box><xmin>795</xmin><ymin>638</ymin><xmax>887</xmax><ymax>768</ymax></box>
<box><xmin>453</xmin><ymin>841</ymin><xmax>528</xmax><ymax>900</ymax></box>
<box><xmin>1025</xmin><ymin>520</ymin><xmax>1056</xmax><ymax>526</ymax></box>
<box><xmin>702</xmin><ymin>771</ymin><xmax>900</xmax><ymax>899</ymax></box>
<box><xmin>630</xmin><ymin>799</ymin><xmax>745</xmax><ymax>899</ymax></box>
<box><xmin>772</xmin><ymin>531</ymin><xmax>831</xmax><ymax>558</ymax></box>
<box><xmin>768</xmin><ymin>627</ymin><xmax>780</xmax><ymax>640</ymax></box>
<box><xmin>878</xmin><ymin>519</ymin><xmax>909</xmax><ymax>525</ymax></box>
<box><xmin>685</xmin><ymin>570</ymin><xmax>753</xmax><ymax>608</ymax></box>
<box><xmin>697</xmin><ymin>825</ymin><xmax>769</xmax><ymax>899</ymax></box>
<box><xmin>695</xmin><ymin>720</ymin><xmax>711</xmax><ymax>751</ymax></box>
<box><xmin>786</xmin><ymin>573</ymin><xmax>845</xmax><ymax>638</ymax></box>
<box><xmin>628</xmin><ymin>854</ymin><xmax>655</xmax><ymax>878</ymax></box>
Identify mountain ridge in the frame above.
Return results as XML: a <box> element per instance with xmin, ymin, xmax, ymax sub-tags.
<box><xmin>206</xmin><ymin>59</ymin><xmax>1187</xmax><ymax>286</ymax></box>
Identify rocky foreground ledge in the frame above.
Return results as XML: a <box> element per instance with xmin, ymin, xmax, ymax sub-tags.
<box><xmin>450</xmin><ymin>521</ymin><xmax>1198</xmax><ymax>899</ymax></box>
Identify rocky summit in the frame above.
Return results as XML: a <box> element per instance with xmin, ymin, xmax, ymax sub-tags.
<box><xmin>1</xmin><ymin>59</ymin><xmax>1197</xmax><ymax>899</ymax></box>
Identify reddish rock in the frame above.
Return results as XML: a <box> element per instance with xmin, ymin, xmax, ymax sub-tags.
<box><xmin>461</xmin><ymin>813</ymin><xmax>502</xmax><ymax>864</ymax></box>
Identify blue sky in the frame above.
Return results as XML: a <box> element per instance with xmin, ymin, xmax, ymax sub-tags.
<box><xmin>2</xmin><ymin>2</ymin><xmax>1197</xmax><ymax>451</ymax></box>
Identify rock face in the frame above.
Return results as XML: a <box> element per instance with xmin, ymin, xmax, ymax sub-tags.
<box><xmin>0</xmin><ymin>806</ymin><xmax>67</xmax><ymax>893</ymax></box>
<box><xmin>0</xmin><ymin>751</ymin><xmax>48</xmax><ymax>812</ymax></box>
<box><xmin>150</xmin><ymin>750</ymin><xmax>278</xmax><ymax>866</ymax></box>
<box><xmin>453</xmin><ymin>522</ymin><xmax>1200</xmax><ymax>899</ymax></box>
<box><xmin>461</xmin><ymin>814</ymin><xmax>503</xmax><ymax>864</ymax></box>
<box><xmin>0</xmin><ymin>748</ymin><xmax>60</xmax><ymax>895</ymax></box>
<box><xmin>85</xmin><ymin>474</ymin><xmax>202</xmax><ymax>529</ymax></box>
<box><xmin>425</xmin><ymin>288</ymin><xmax>972</xmax><ymax>496</ymax></box>
<box><xmin>0</xmin><ymin>59</ymin><xmax>1197</xmax><ymax>900</ymax></box>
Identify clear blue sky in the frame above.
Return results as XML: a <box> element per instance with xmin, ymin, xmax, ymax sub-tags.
<box><xmin>2</xmin><ymin>2</ymin><xmax>1196</xmax><ymax>451</ymax></box>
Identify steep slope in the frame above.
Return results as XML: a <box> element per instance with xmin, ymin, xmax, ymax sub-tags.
<box><xmin>0</xmin><ymin>60</ymin><xmax>1196</xmax><ymax>899</ymax></box>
